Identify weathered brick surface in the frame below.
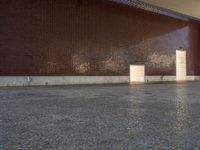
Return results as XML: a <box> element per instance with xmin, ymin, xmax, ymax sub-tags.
<box><xmin>0</xmin><ymin>0</ymin><xmax>199</xmax><ymax>76</ymax></box>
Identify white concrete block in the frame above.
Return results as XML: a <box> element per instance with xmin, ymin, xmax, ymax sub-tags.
<box><xmin>130</xmin><ymin>65</ymin><xmax>145</xmax><ymax>83</ymax></box>
<box><xmin>176</xmin><ymin>50</ymin><xmax>187</xmax><ymax>81</ymax></box>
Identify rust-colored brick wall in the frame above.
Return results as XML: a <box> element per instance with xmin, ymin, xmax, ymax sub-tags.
<box><xmin>0</xmin><ymin>0</ymin><xmax>199</xmax><ymax>76</ymax></box>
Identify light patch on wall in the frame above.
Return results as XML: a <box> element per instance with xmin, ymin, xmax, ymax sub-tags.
<box><xmin>132</xmin><ymin>26</ymin><xmax>189</xmax><ymax>72</ymax></box>
<box><xmin>164</xmin><ymin>27</ymin><xmax>189</xmax><ymax>49</ymax></box>
<box><xmin>101</xmin><ymin>48</ymin><xmax>128</xmax><ymax>72</ymax></box>
<box><xmin>47</xmin><ymin>61</ymin><xmax>58</xmax><ymax>71</ymax></box>
<box><xmin>147</xmin><ymin>52</ymin><xmax>175</xmax><ymax>69</ymax></box>
<box><xmin>73</xmin><ymin>54</ymin><xmax>90</xmax><ymax>74</ymax></box>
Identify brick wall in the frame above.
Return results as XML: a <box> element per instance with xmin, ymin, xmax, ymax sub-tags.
<box><xmin>0</xmin><ymin>0</ymin><xmax>199</xmax><ymax>76</ymax></box>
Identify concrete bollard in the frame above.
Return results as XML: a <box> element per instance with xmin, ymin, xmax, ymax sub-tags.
<box><xmin>176</xmin><ymin>49</ymin><xmax>186</xmax><ymax>81</ymax></box>
<box><xmin>130</xmin><ymin>65</ymin><xmax>145</xmax><ymax>84</ymax></box>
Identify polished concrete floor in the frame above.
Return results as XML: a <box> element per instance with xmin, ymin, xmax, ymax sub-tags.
<box><xmin>1</xmin><ymin>82</ymin><xmax>200</xmax><ymax>150</ymax></box>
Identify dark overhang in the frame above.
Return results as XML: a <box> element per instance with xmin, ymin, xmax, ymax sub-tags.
<box><xmin>107</xmin><ymin>0</ymin><xmax>200</xmax><ymax>22</ymax></box>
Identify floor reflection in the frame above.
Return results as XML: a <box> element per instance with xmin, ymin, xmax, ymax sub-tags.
<box><xmin>174</xmin><ymin>84</ymin><xmax>189</xmax><ymax>131</ymax></box>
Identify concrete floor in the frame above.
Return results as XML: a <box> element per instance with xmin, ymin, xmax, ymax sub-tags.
<box><xmin>1</xmin><ymin>83</ymin><xmax>200</xmax><ymax>150</ymax></box>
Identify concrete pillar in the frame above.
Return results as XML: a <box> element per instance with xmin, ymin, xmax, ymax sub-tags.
<box><xmin>130</xmin><ymin>65</ymin><xmax>145</xmax><ymax>83</ymax></box>
<box><xmin>176</xmin><ymin>49</ymin><xmax>186</xmax><ymax>81</ymax></box>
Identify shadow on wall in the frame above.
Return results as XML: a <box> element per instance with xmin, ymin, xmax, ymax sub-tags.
<box><xmin>188</xmin><ymin>23</ymin><xmax>200</xmax><ymax>75</ymax></box>
<box><xmin>0</xmin><ymin>0</ymin><xmax>194</xmax><ymax>76</ymax></box>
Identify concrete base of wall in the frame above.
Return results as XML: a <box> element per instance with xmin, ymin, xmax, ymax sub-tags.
<box><xmin>0</xmin><ymin>76</ymin><xmax>129</xmax><ymax>86</ymax></box>
<box><xmin>145</xmin><ymin>76</ymin><xmax>200</xmax><ymax>83</ymax></box>
<box><xmin>0</xmin><ymin>76</ymin><xmax>200</xmax><ymax>86</ymax></box>
<box><xmin>145</xmin><ymin>76</ymin><xmax>176</xmax><ymax>82</ymax></box>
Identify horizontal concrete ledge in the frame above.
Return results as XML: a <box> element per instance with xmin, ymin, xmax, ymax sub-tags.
<box><xmin>0</xmin><ymin>76</ymin><xmax>129</xmax><ymax>87</ymax></box>
<box><xmin>146</xmin><ymin>76</ymin><xmax>176</xmax><ymax>82</ymax></box>
<box><xmin>145</xmin><ymin>76</ymin><xmax>200</xmax><ymax>82</ymax></box>
<box><xmin>0</xmin><ymin>76</ymin><xmax>200</xmax><ymax>86</ymax></box>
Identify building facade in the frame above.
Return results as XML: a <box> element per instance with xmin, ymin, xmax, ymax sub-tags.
<box><xmin>0</xmin><ymin>0</ymin><xmax>200</xmax><ymax>85</ymax></box>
